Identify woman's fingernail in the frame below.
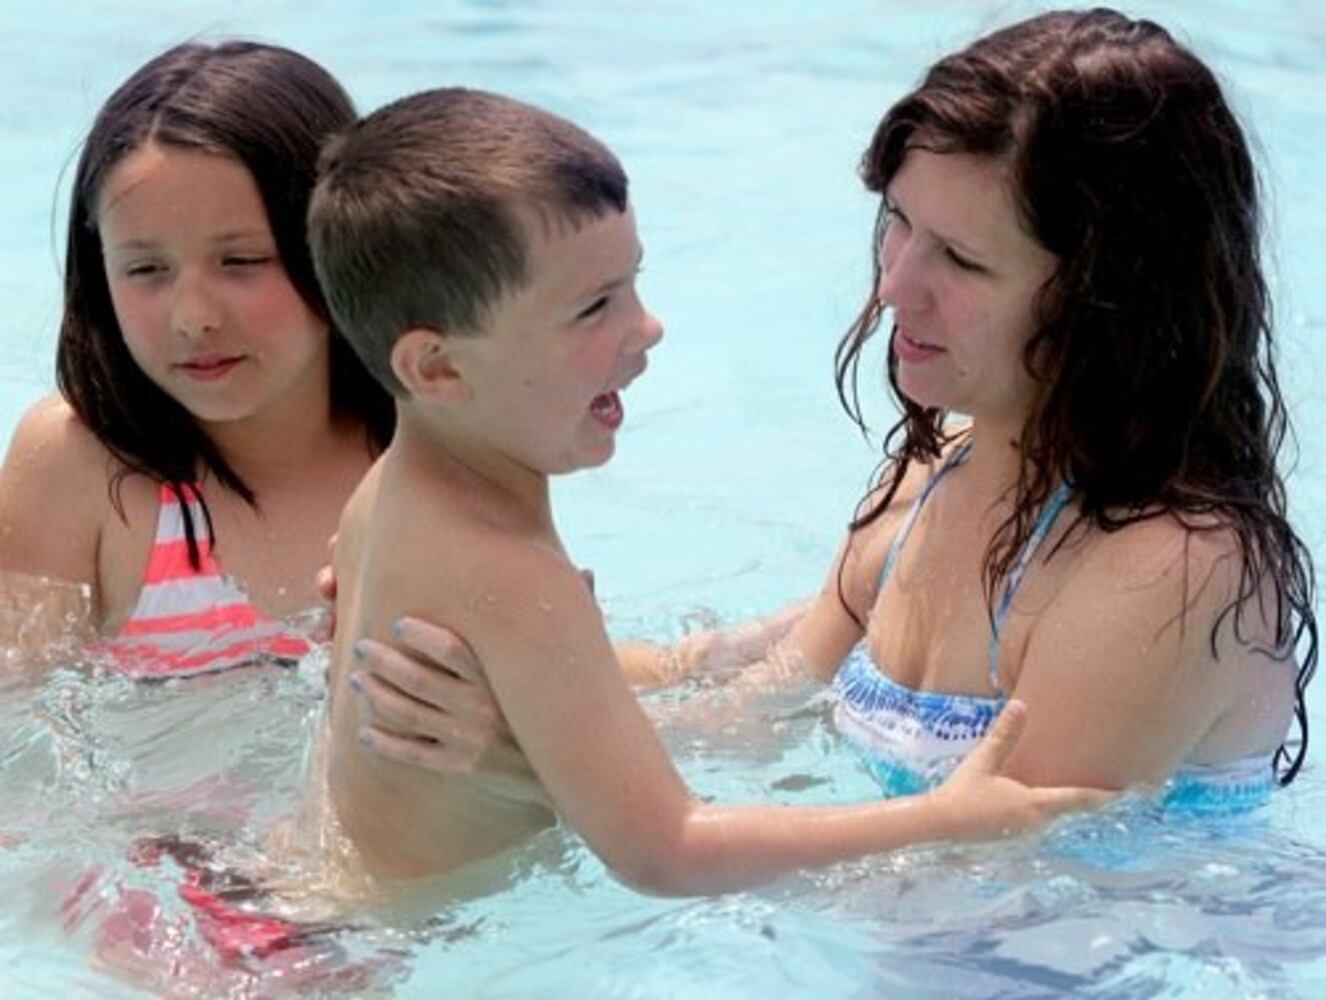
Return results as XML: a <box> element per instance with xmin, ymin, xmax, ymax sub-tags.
<box><xmin>357</xmin><ymin>727</ymin><xmax>372</xmax><ymax>746</ymax></box>
<box><xmin>391</xmin><ymin>617</ymin><xmax>404</xmax><ymax>638</ymax></box>
<box><xmin>348</xmin><ymin>672</ymin><xmax>363</xmax><ymax>693</ymax></box>
<box><xmin>352</xmin><ymin>639</ymin><xmax>366</xmax><ymax>660</ymax></box>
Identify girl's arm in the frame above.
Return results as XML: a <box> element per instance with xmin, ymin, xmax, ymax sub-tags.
<box><xmin>0</xmin><ymin>396</ymin><xmax>105</xmax><ymax>657</ymax></box>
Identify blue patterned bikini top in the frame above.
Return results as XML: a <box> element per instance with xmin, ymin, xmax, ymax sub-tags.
<box><xmin>831</xmin><ymin>442</ymin><xmax>1274</xmax><ymax>816</ymax></box>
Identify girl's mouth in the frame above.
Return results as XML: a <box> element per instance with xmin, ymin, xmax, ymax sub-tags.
<box><xmin>177</xmin><ymin>356</ymin><xmax>245</xmax><ymax>381</ymax></box>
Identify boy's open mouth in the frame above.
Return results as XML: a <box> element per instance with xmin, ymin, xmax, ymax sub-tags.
<box><xmin>590</xmin><ymin>391</ymin><xmax>623</xmax><ymax>430</ymax></box>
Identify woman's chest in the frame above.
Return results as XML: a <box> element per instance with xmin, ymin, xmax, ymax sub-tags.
<box><xmin>861</xmin><ymin>502</ymin><xmax>1074</xmax><ymax>696</ymax></box>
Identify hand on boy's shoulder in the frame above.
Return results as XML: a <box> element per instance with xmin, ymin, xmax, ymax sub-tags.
<box><xmin>423</xmin><ymin>532</ymin><xmax>609</xmax><ymax>680</ymax></box>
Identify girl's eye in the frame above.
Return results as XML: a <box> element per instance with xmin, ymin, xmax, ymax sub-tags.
<box><xmin>223</xmin><ymin>254</ymin><xmax>272</xmax><ymax>269</ymax></box>
<box><xmin>124</xmin><ymin>262</ymin><xmax>165</xmax><ymax>278</ymax></box>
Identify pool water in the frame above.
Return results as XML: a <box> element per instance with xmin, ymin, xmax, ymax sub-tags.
<box><xmin>2</xmin><ymin>1</ymin><xmax>1325</xmax><ymax>997</ymax></box>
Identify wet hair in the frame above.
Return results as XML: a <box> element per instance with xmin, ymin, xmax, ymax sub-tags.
<box><xmin>308</xmin><ymin>87</ymin><xmax>628</xmax><ymax>393</ymax></box>
<box><xmin>834</xmin><ymin>8</ymin><xmax>1316</xmax><ymax>782</ymax></box>
<box><xmin>57</xmin><ymin>41</ymin><xmax>395</xmax><ymax>565</ymax></box>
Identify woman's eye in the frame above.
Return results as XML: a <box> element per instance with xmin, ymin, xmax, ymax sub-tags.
<box><xmin>124</xmin><ymin>262</ymin><xmax>164</xmax><ymax>278</ymax></box>
<box><xmin>945</xmin><ymin>247</ymin><xmax>984</xmax><ymax>272</ymax></box>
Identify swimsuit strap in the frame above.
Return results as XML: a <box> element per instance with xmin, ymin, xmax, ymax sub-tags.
<box><xmin>876</xmin><ymin>440</ymin><xmax>973</xmax><ymax>592</ymax></box>
<box><xmin>986</xmin><ymin>480</ymin><xmax>1074</xmax><ymax>692</ymax></box>
<box><xmin>871</xmin><ymin>441</ymin><xmax>1073</xmax><ymax>696</ymax></box>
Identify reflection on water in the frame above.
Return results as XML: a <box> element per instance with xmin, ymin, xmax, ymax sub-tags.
<box><xmin>1</xmin><ymin>0</ymin><xmax>1325</xmax><ymax>995</ymax></box>
<box><xmin>2</xmin><ymin>653</ymin><xmax>1325</xmax><ymax>998</ymax></box>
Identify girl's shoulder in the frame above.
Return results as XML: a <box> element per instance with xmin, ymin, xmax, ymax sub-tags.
<box><xmin>3</xmin><ymin>394</ymin><xmax>123</xmax><ymax>494</ymax></box>
<box><xmin>0</xmin><ymin>394</ymin><xmax>129</xmax><ymax>575</ymax></box>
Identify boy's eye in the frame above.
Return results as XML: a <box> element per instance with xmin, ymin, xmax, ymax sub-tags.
<box><xmin>577</xmin><ymin>296</ymin><xmax>609</xmax><ymax>321</ymax></box>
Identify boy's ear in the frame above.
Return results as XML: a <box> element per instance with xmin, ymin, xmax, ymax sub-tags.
<box><xmin>390</xmin><ymin>328</ymin><xmax>469</xmax><ymax>404</ymax></box>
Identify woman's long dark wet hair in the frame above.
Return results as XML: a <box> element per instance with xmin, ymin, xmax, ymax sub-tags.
<box><xmin>834</xmin><ymin>8</ymin><xmax>1316</xmax><ymax>783</ymax></box>
<box><xmin>57</xmin><ymin>41</ymin><xmax>395</xmax><ymax>566</ymax></box>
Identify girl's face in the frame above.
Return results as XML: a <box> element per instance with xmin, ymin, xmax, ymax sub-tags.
<box><xmin>97</xmin><ymin>143</ymin><xmax>329</xmax><ymax>434</ymax></box>
<box><xmin>877</xmin><ymin>148</ymin><xmax>1058</xmax><ymax>428</ymax></box>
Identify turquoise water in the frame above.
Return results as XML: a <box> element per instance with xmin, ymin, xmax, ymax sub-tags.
<box><xmin>1</xmin><ymin>1</ymin><xmax>1325</xmax><ymax>996</ymax></box>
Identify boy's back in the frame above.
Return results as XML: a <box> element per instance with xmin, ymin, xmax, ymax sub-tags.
<box><xmin>325</xmin><ymin>450</ymin><xmax>557</xmax><ymax>881</ymax></box>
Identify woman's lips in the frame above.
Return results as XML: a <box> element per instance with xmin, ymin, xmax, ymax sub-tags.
<box><xmin>892</xmin><ymin>330</ymin><xmax>944</xmax><ymax>364</ymax></box>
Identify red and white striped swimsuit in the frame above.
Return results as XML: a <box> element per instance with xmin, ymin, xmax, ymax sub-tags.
<box><xmin>103</xmin><ymin>483</ymin><xmax>313</xmax><ymax>678</ymax></box>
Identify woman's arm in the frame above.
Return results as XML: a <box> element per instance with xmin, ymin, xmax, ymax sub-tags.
<box><xmin>349</xmin><ymin>503</ymin><xmax>901</xmax><ymax>781</ymax></box>
<box><xmin>615</xmin><ymin>599</ymin><xmax>811</xmax><ymax>686</ymax></box>
<box><xmin>999</xmin><ymin>517</ymin><xmax>1282</xmax><ymax>788</ymax></box>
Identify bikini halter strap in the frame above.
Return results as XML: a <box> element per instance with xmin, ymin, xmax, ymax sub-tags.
<box><xmin>873</xmin><ymin>440</ymin><xmax>1073</xmax><ymax>695</ymax></box>
<box><xmin>987</xmin><ymin>480</ymin><xmax>1073</xmax><ymax>693</ymax></box>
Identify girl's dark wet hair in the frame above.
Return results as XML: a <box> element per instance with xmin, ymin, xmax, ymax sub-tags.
<box><xmin>834</xmin><ymin>8</ymin><xmax>1316</xmax><ymax>782</ymax></box>
<box><xmin>58</xmin><ymin>40</ymin><xmax>395</xmax><ymax>565</ymax></box>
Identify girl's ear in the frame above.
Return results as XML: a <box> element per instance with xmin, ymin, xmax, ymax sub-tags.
<box><xmin>389</xmin><ymin>328</ymin><xmax>469</xmax><ymax>404</ymax></box>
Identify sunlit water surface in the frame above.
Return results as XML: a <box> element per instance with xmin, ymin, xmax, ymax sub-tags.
<box><xmin>1</xmin><ymin>1</ymin><xmax>1325</xmax><ymax>997</ymax></box>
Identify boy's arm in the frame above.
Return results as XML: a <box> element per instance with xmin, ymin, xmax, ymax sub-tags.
<box><xmin>351</xmin><ymin>530</ymin><xmax>873</xmax><ymax>782</ymax></box>
<box><xmin>456</xmin><ymin>540</ymin><xmax>1106</xmax><ymax>896</ymax></box>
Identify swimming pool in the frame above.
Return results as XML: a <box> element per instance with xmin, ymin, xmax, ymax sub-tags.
<box><xmin>2</xmin><ymin>0</ymin><xmax>1325</xmax><ymax>996</ymax></box>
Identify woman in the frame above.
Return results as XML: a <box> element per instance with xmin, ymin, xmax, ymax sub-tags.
<box><xmin>343</xmin><ymin>8</ymin><xmax>1316</xmax><ymax>810</ymax></box>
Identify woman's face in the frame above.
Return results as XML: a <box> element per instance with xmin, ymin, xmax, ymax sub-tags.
<box><xmin>877</xmin><ymin>147</ymin><xmax>1058</xmax><ymax>428</ymax></box>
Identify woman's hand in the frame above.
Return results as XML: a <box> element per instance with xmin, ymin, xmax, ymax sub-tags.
<box><xmin>927</xmin><ymin>700</ymin><xmax>1115</xmax><ymax>841</ymax></box>
<box><xmin>350</xmin><ymin>617</ymin><xmax>546</xmax><ymax>807</ymax></box>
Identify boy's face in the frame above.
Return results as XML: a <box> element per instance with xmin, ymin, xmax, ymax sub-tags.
<box><xmin>457</xmin><ymin>203</ymin><xmax>663</xmax><ymax>475</ymax></box>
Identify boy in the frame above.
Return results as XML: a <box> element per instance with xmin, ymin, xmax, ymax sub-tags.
<box><xmin>307</xmin><ymin>88</ymin><xmax>1100</xmax><ymax>897</ymax></box>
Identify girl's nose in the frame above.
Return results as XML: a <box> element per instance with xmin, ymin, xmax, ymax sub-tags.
<box><xmin>171</xmin><ymin>272</ymin><xmax>223</xmax><ymax>338</ymax></box>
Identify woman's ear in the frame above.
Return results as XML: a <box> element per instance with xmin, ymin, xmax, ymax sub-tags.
<box><xmin>390</xmin><ymin>328</ymin><xmax>469</xmax><ymax>404</ymax></box>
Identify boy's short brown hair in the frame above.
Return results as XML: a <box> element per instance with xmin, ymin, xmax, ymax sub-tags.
<box><xmin>309</xmin><ymin>87</ymin><xmax>628</xmax><ymax>393</ymax></box>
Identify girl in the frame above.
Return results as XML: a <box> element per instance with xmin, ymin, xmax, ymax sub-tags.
<box><xmin>0</xmin><ymin>41</ymin><xmax>393</xmax><ymax>675</ymax></box>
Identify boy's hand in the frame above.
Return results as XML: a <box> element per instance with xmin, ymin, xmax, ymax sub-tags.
<box><xmin>928</xmin><ymin>700</ymin><xmax>1114</xmax><ymax>840</ymax></box>
<box><xmin>352</xmin><ymin>617</ymin><xmax>546</xmax><ymax>807</ymax></box>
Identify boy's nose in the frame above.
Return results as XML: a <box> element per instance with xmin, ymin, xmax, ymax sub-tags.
<box><xmin>638</xmin><ymin>308</ymin><xmax>664</xmax><ymax>351</ymax></box>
